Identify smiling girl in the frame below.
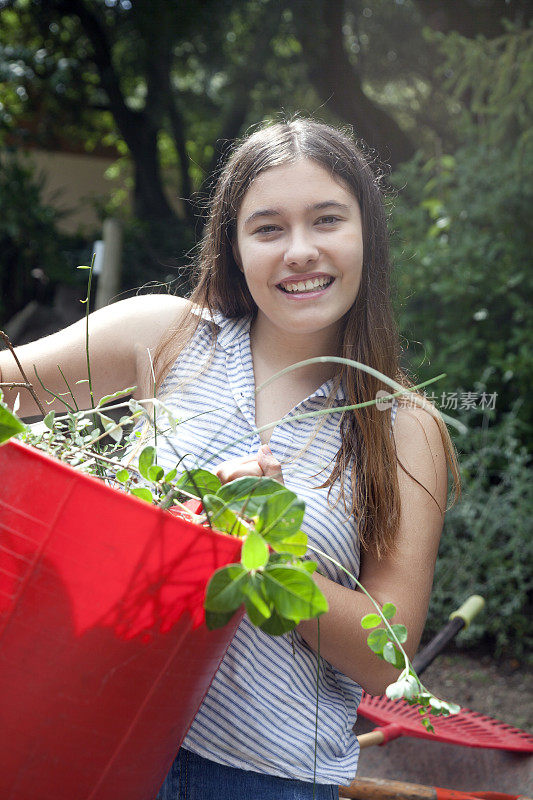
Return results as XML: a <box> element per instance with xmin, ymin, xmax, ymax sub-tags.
<box><xmin>0</xmin><ymin>119</ymin><xmax>458</xmax><ymax>799</ymax></box>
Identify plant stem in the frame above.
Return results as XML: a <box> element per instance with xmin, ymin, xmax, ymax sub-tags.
<box><xmin>0</xmin><ymin>330</ymin><xmax>46</xmax><ymax>416</ymax></box>
<box><xmin>84</xmin><ymin>253</ymin><xmax>97</xmax><ymax>412</ymax></box>
<box><xmin>57</xmin><ymin>364</ymin><xmax>79</xmax><ymax>411</ymax></box>
<box><xmin>199</xmin><ymin>374</ymin><xmax>450</xmax><ymax>469</ymax></box>
<box><xmin>33</xmin><ymin>365</ymin><xmax>76</xmax><ymax>412</ymax></box>
<box><xmin>147</xmin><ymin>347</ymin><xmax>157</xmax><ymax>451</ymax></box>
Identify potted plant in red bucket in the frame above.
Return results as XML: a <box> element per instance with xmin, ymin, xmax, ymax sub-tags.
<box><xmin>0</xmin><ymin>386</ymin><xmax>330</xmax><ymax>800</ymax></box>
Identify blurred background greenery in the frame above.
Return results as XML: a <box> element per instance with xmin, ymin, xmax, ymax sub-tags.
<box><xmin>0</xmin><ymin>0</ymin><xmax>531</xmax><ymax>659</ymax></box>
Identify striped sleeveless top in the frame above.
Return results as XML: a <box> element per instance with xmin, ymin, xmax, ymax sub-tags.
<box><xmin>152</xmin><ymin>308</ymin><xmax>397</xmax><ymax>785</ymax></box>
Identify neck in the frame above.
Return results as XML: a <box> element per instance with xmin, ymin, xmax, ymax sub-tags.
<box><xmin>250</xmin><ymin>314</ymin><xmax>342</xmax><ymax>386</ymax></box>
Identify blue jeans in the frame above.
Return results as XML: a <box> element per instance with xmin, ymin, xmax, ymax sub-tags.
<box><xmin>156</xmin><ymin>748</ymin><xmax>339</xmax><ymax>799</ymax></box>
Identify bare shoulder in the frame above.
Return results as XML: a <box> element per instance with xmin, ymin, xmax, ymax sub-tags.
<box><xmin>393</xmin><ymin>401</ymin><xmax>446</xmax><ymax>454</ymax></box>
<box><xmin>393</xmin><ymin>402</ymin><xmax>448</xmax><ymax>504</ymax></box>
<box><xmin>111</xmin><ymin>294</ymin><xmax>191</xmax><ymax>351</ymax></box>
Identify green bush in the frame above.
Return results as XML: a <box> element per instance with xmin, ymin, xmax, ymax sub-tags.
<box><xmin>390</xmin><ymin>142</ymin><xmax>533</xmax><ymax>450</ymax></box>
<box><xmin>425</xmin><ymin>408</ymin><xmax>532</xmax><ymax>661</ymax></box>
<box><xmin>389</xmin><ymin>121</ymin><xmax>532</xmax><ymax>659</ymax></box>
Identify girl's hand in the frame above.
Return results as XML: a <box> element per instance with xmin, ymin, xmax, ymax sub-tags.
<box><xmin>215</xmin><ymin>444</ymin><xmax>284</xmax><ymax>485</ymax></box>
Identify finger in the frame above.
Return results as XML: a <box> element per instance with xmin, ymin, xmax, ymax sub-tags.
<box><xmin>214</xmin><ymin>454</ymin><xmax>258</xmax><ymax>480</ymax></box>
<box><xmin>257</xmin><ymin>445</ymin><xmax>284</xmax><ymax>484</ymax></box>
<box><xmin>216</xmin><ymin>460</ymin><xmax>263</xmax><ymax>485</ymax></box>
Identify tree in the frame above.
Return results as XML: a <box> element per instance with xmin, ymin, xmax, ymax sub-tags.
<box><xmin>1</xmin><ymin>0</ymin><xmax>287</xmax><ymax>224</ymax></box>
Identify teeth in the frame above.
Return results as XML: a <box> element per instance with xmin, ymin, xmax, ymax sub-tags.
<box><xmin>281</xmin><ymin>276</ymin><xmax>332</xmax><ymax>293</ymax></box>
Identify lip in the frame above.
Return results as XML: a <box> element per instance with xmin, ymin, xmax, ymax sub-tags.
<box><xmin>275</xmin><ymin>275</ymin><xmax>335</xmax><ymax>300</ymax></box>
<box><xmin>276</xmin><ymin>272</ymin><xmax>334</xmax><ymax>288</ymax></box>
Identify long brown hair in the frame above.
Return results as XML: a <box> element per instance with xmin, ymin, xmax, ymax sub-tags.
<box><xmin>155</xmin><ymin>118</ymin><xmax>459</xmax><ymax>558</ymax></box>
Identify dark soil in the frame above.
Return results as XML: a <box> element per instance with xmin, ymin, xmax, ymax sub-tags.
<box><xmin>419</xmin><ymin>646</ymin><xmax>533</xmax><ymax>732</ymax></box>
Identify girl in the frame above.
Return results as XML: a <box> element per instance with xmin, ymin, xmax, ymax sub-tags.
<box><xmin>0</xmin><ymin>118</ymin><xmax>458</xmax><ymax>799</ymax></box>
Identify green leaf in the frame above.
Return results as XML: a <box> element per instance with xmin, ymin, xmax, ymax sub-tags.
<box><xmin>0</xmin><ymin>403</ymin><xmax>26</xmax><ymax>444</ymax></box>
<box><xmin>131</xmin><ymin>487</ymin><xmax>153</xmax><ymax>503</ymax></box>
<box><xmin>97</xmin><ymin>413</ymin><xmax>122</xmax><ymax>443</ymax></box>
<box><xmin>366</xmin><ymin>628</ymin><xmax>388</xmax><ymax>654</ymax></box>
<box><xmin>242</xmin><ymin>575</ymin><xmax>272</xmax><ymax>626</ymax></box>
<box><xmin>422</xmin><ymin>718</ymin><xmax>435</xmax><ymax>734</ymax></box>
<box><xmin>43</xmin><ymin>410</ymin><xmax>55</xmax><ymax>430</ymax></box>
<box><xmin>391</xmin><ymin>623</ymin><xmax>408</xmax><ymax>644</ymax></box>
<box><xmin>263</xmin><ymin>564</ymin><xmax>328</xmax><ymax>622</ymax></box>
<box><xmin>256</xmin><ymin>489</ymin><xmax>305</xmax><ymax>538</ymax></box>
<box><xmin>138</xmin><ymin>446</ymin><xmax>156</xmax><ymax>479</ymax></box>
<box><xmin>241</xmin><ymin>531</ymin><xmax>269</xmax><ymax>570</ymax></box>
<box><xmin>361</xmin><ymin>613</ymin><xmax>382</xmax><ymax>629</ymax></box>
<box><xmin>164</xmin><ymin>468</ymin><xmax>177</xmax><ymax>482</ymax></box>
<box><xmin>97</xmin><ymin>386</ymin><xmax>137</xmax><ymax>407</ymax></box>
<box><xmin>107</xmin><ymin>426</ymin><xmax>123</xmax><ymax>444</ymax></box>
<box><xmin>382</xmin><ymin>641</ymin><xmax>404</xmax><ymax>668</ymax></box>
<box><xmin>205</xmin><ymin>608</ymin><xmax>239</xmax><ymax>630</ymax></box>
<box><xmin>115</xmin><ymin>468</ymin><xmax>129</xmax><ymax>483</ymax></box>
<box><xmin>147</xmin><ymin>464</ymin><xmax>164</xmax><ymax>482</ymax></box>
<box><xmin>176</xmin><ymin>468</ymin><xmax>221</xmax><ymax>499</ymax></box>
<box><xmin>382</xmin><ymin>602</ymin><xmax>397</xmax><ymax>620</ymax></box>
<box><xmin>217</xmin><ymin>476</ymin><xmax>283</xmax><ymax>516</ymax></box>
<box><xmin>442</xmin><ymin>700</ymin><xmax>461</xmax><ymax>715</ymax></box>
<box><xmin>204</xmin><ymin>564</ymin><xmax>248</xmax><ymax>613</ymax></box>
<box><xmin>269</xmin><ymin>529</ymin><xmax>307</xmax><ymax>557</ymax></box>
<box><xmin>259</xmin><ymin>607</ymin><xmax>297</xmax><ymax>636</ymax></box>
<box><xmin>203</xmin><ymin>494</ymin><xmax>248</xmax><ymax>537</ymax></box>
<box><xmin>429</xmin><ymin>697</ymin><xmax>443</xmax><ymax>713</ymax></box>
<box><xmin>299</xmin><ymin>561</ymin><xmax>317</xmax><ymax>574</ymax></box>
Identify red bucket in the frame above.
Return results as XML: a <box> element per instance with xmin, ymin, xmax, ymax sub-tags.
<box><xmin>0</xmin><ymin>439</ymin><xmax>243</xmax><ymax>800</ymax></box>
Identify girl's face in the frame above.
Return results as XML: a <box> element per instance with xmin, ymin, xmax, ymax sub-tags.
<box><xmin>235</xmin><ymin>158</ymin><xmax>363</xmax><ymax>348</ymax></box>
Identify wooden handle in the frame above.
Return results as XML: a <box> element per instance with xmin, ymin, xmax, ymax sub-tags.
<box><xmin>339</xmin><ymin>776</ymin><xmax>436</xmax><ymax>799</ymax></box>
<box><xmin>357</xmin><ymin>730</ymin><xmax>385</xmax><ymax>749</ymax></box>
<box><xmin>339</xmin><ymin>777</ymin><xmax>530</xmax><ymax>800</ymax></box>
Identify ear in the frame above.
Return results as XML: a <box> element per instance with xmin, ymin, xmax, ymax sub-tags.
<box><xmin>232</xmin><ymin>240</ymin><xmax>243</xmax><ymax>272</ymax></box>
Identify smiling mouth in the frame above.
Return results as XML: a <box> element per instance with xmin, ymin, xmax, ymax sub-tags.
<box><xmin>277</xmin><ymin>276</ymin><xmax>335</xmax><ymax>294</ymax></box>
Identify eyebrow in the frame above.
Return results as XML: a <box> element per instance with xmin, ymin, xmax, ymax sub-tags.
<box><xmin>243</xmin><ymin>201</ymin><xmax>351</xmax><ymax>226</ymax></box>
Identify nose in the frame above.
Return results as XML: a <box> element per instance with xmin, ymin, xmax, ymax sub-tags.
<box><xmin>283</xmin><ymin>229</ymin><xmax>319</xmax><ymax>267</ymax></box>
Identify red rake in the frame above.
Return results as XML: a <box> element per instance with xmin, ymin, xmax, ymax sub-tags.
<box><xmin>357</xmin><ymin>692</ymin><xmax>533</xmax><ymax>752</ymax></box>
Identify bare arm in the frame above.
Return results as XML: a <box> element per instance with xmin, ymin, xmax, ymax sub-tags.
<box><xmin>0</xmin><ymin>295</ymin><xmax>189</xmax><ymax>418</ymax></box>
<box><xmin>297</xmin><ymin>405</ymin><xmax>448</xmax><ymax>695</ymax></box>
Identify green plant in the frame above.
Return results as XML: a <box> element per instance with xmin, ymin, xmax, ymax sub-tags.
<box><xmin>426</xmin><ymin>407</ymin><xmax>533</xmax><ymax>661</ymax></box>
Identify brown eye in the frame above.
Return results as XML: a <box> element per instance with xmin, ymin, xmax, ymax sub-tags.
<box><xmin>255</xmin><ymin>225</ymin><xmax>280</xmax><ymax>234</ymax></box>
<box><xmin>316</xmin><ymin>216</ymin><xmax>340</xmax><ymax>225</ymax></box>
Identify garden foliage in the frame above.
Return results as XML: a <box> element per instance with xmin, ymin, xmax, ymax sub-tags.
<box><xmin>428</xmin><ymin>410</ymin><xmax>532</xmax><ymax>661</ymax></box>
<box><xmin>389</xmin><ymin>139</ymin><xmax>532</xmax><ymax>659</ymax></box>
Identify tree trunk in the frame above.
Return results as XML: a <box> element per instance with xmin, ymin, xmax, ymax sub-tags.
<box><xmin>125</xmin><ymin>117</ymin><xmax>177</xmax><ymax>222</ymax></box>
<box><xmin>52</xmin><ymin>0</ymin><xmax>178</xmax><ymax>223</ymax></box>
<box><xmin>292</xmin><ymin>0</ymin><xmax>415</xmax><ymax>168</ymax></box>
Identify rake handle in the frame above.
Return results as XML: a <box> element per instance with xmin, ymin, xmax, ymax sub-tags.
<box><xmin>412</xmin><ymin>595</ymin><xmax>485</xmax><ymax>675</ymax></box>
<box><xmin>411</xmin><ymin>616</ymin><xmax>465</xmax><ymax>674</ymax></box>
<box><xmin>339</xmin><ymin>776</ymin><xmax>435</xmax><ymax>799</ymax></box>
<box><xmin>339</xmin><ymin>777</ymin><xmax>528</xmax><ymax>800</ymax></box>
